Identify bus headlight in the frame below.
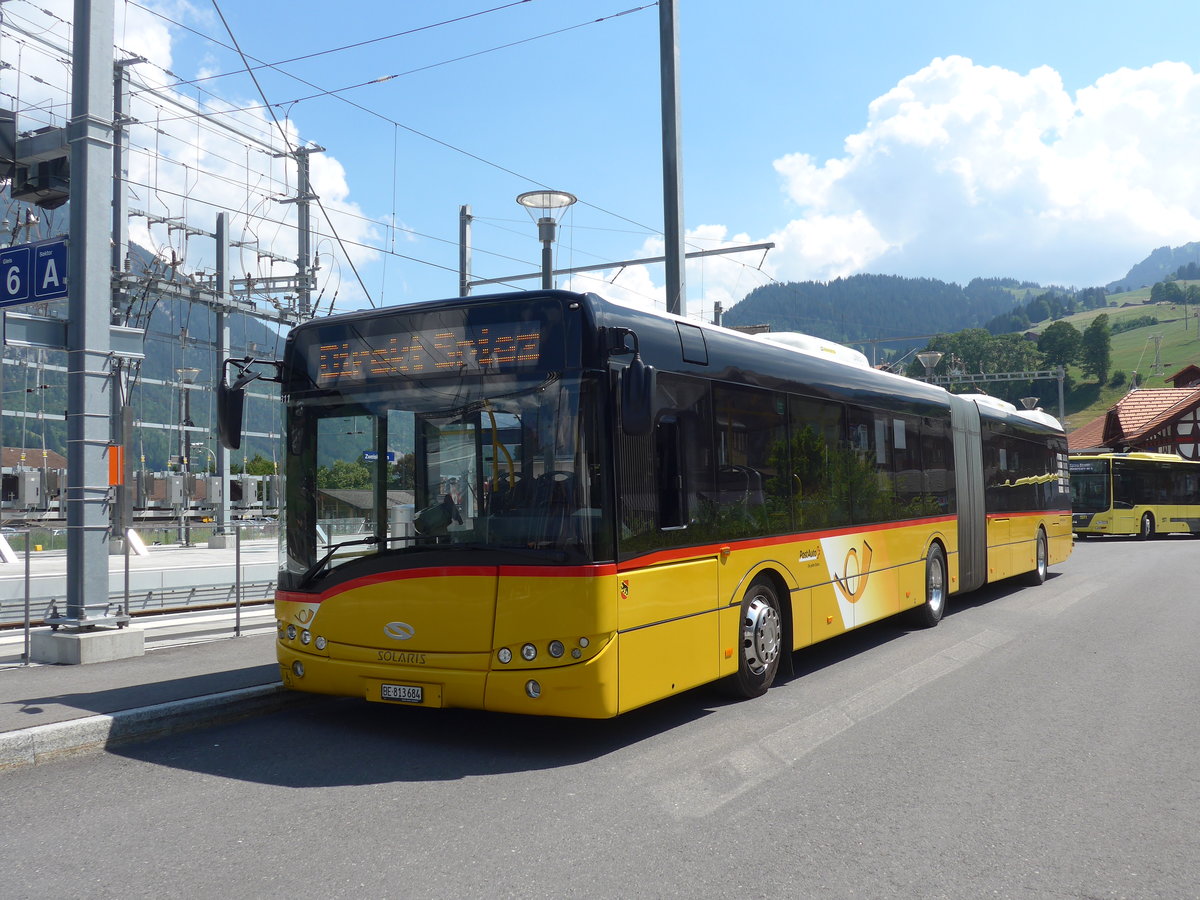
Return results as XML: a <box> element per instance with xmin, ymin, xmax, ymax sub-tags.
<box><xmin>525</xmin><ymin>680</ymin><xmax>541</xmax><ymax>699</ymax></box>
<box><xmin>521</xmin><ymin>643</ymin><xmax>537</xmax><ymax>661</ymax></box>
<box><xmin>498</xmin><ymin>647</ymin><xmax>512</xmax><ymax>664</ymax></box>
<box><xmin>548</xmin><ymin>640</ymin><xmax>565</xmax><ymax>658</ymax></box>
<box><xmin>291</xmin><ymin>660</ymin><xmax>305</xmax><ymax>678</ymax></box>
<box><xmin>300</xmin><ymin>630</ymin><xmax>311</xmax><ymax>645</ymax></box>
<box><xmin>286</xmin><ymin>624</ymin><xmax>297</xmax><ymax>640</ymax></box>
<box><xmin>314</xmin><ymin>636</ymin><xmax>327</xmax><ymax>651</ymax></box>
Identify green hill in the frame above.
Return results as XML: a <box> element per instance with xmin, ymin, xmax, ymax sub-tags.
<box><xmin>1031</xmin><ymin>293</ymin><xmax>1200</xmax><ymax>429</ymax></box>
<box><xmin>723</xmin><ymin>275</ymin><xmax>1023</xmax><ymax>361</ymax></box>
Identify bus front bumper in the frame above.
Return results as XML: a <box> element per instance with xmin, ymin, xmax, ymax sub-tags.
<box><xmin>278</xmin><ymin>638</ymin><xmax>620</xmax><ymax>719</ymax></box>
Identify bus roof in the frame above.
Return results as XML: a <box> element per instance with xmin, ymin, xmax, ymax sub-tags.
<box><xmin>1069</xmin><ymin>450</ymin><xmax>1195</xmax><ymax>462</ymax></box>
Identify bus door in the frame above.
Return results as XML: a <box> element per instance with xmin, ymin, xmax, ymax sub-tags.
<box><xmin>949</xmin><ymin>396</ymin><xmax>986</xmax><ymax>592</ymax></box>
<box><xmin>616</xmin><ymin>382</ymin><xmax>721</xmax><ymax>712</ymax></box>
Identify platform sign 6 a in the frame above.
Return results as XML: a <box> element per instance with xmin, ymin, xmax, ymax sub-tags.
<box><xmin>1</xmin><ymin>237</ymin><xmax>69</xmax><ymax>308</ymax></box>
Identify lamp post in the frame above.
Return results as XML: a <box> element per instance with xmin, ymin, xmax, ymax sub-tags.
<box><xmin>516</xmin><ymin>190</ymin><xmax>577</xmax><ymax>289</ymax></box>
<box><xmin>917</xmin><ymin>350</ymin><xmax>944</xmax><ymax>382</ymax></box>
<box><xmin>177</xmin><ymin>367</ymin><xmax>200</xmax><ymax>545</ymax></box>
<box><xmin>190</xmin><ymin>441</ymin><xmax>216</xmax><ymax>472</ymax></box>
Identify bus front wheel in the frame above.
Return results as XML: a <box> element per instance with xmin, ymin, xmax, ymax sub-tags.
<box><xmin>910</xmin><ymin>543</ymin><xmax>947</xmax><ymax>628</ymax></box>
<box><xmin>1139</xmin><ymin>512</ymin><xmax>1154</xmax><ymax>540</ymax></box>
<box><xmin>723</xmin><ymin>577</ymin><xmax>783</xmax><ymax>699</ymax></box>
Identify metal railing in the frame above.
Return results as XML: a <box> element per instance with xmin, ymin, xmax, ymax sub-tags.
<box><xmin>0</xmin><ymin>524</ymin><xmax>278</xmax><ymax>665</ymax></box>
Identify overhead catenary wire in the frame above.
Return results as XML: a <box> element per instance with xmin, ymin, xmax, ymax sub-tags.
<box><xmin>210</xmin><ymin>0</ymin><xmax>377</xmax><ymax>312</ymax></box>
<box><xmin>4</xmin><ymin>1</ymin><xmax>742</xmax><ymax>314</ymax></box>
<box><xmin>127</xmin><ymin>0</ymin><xmax>538</xmax><ymax>97</ymax></box>
<box><xmin>116</xmin><ymin>1</ymin><xmax>667</xmax><ymax>238</ymax></box>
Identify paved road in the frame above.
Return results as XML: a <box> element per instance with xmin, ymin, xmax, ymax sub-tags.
<box><xmin>2</xmin><ymin>538</ymin><xmax>1197</xmax><ymax>899</ymax></box>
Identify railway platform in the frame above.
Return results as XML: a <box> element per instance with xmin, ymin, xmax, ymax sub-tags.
<box><xmin>0</xmin><ymin>539</ymin><xmax>305</xmax><ymax>772</ymax></box>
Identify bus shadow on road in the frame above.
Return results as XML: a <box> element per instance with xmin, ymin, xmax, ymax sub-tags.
<box><xmin>109</xmin><ymin>686</ymin><xmax>730</xmax><ymax>788</ymax></box>
<box><xmin>110</xmin><ymin>573</ymin><xmax>1067</xmax><ymax>787</ymax></box>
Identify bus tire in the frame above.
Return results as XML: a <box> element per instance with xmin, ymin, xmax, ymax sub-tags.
<box><xmin>1138</xmin><ymin>512</ymin><xmax>1154</xmax><ymax>541</ymax></box>
<box><xmin>910</xmin><ymin>542</ymin><xmax>947</xmax><ymax>629</ymax></box>
<box><xmin>1024</xmin><ymin>528</ymin><xmax>1048</xmax><ymax>585</ymax></box>
<box><xmin>722</xmin><ymin>577</ymin><xmax>783</xmax><ymax>699</ymax></box>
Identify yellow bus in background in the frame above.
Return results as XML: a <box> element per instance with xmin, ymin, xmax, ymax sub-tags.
<box><xmin>218</xmin><ymin>290</ymin><xmax>1072</xmax><ymax>718</ymax></box>
<box><xmin>1070</xmin><ymin>451</ymin><xmax>1200</xmax><ymax>538</ymax></box>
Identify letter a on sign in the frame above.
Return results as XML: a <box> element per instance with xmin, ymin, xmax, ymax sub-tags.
<box><xmin>40</xmin><ymin>258</ymin><xmax>60</xmax><ymax>292</ymax></box>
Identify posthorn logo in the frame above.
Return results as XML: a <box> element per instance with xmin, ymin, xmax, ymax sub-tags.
<box><xmin>384</xmin><ymin>622</ymin><xmax>415</xmax><ymax>641</ymax></box>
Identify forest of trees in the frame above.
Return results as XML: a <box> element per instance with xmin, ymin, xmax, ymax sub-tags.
<box><xmin>903</xmin><ymin>312</ymin><xmax>1115</xmax><ymax>409</ymax></box>
<box><xmin>723</xmin><ymin>274</ymin><xmax>1022</xmax><ymax>352</ymax></box>
<box><xmin>982</xmin><ymin>287</ymin><xmax>1107</xmax><ymax>334</ymax></box>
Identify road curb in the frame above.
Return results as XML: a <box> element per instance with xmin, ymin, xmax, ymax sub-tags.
<box><xmin>0</xmin><ymin>682</ymin><xmax>307</xmax><ymax>771</ymax></box>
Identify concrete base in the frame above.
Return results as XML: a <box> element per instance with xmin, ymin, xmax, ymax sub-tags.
<box><xmin>31</xmin><ymin>628</ymin><xmax>145</xmax><ymax>665</ymax></box>
<box><xmin>207</xmin><ymin>535</ymin><xmax>230</xmax><ymax>549</ymax></box>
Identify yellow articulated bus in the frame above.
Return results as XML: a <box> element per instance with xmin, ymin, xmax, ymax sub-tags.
<box><xmin>217</xmin><ymin>289</ymin><xmax>1072</xmax><ymax>718</ymax></box>
<box><xmin>1070</xmin><ymin>451</ymin><xmax>1200</xmax><ymax>538</ymax></box>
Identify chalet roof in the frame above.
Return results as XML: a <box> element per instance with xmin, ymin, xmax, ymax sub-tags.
<box><xmin>317</xmin><ymin>489</ymin><xmax>414</xmax><ymax>511</ymax></box>
<box><xmin>1165</xmin><ymin>364</ymin><xmax>1200</xmax><ymax>388</ymax></box>
<box><xmin>1102</xmin><ymin>388</ymin><xmax>1200</xmax><ymax>445</ymax></box>
<box><xmin>1067</xmin><ymin>415</ymin><xmax>1107</xmax><ymax>452</ymax></box>
<box><xmin>1134</xmin><ymin>390</ymin><xmax>1200</xmax><ymax>439</ymax></box>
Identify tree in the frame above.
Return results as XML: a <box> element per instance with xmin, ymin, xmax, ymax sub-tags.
<box><xmin>1038</xmin><ymin>321</ymin><xmax>1082</xmax><ymax>368</ymax></box>
<box><xmin>1081</xmin><ymin>314</ymin><xmax>1112</xmax><ymax>384</ymax></box>
<box><xmin>1026</xmin><ymin>294</ymin><xmax>1053</xmax><ymax>324</ymax></box>
<box><xmin>1077</xmin><ymin>287</ymin><xmax>1107</xmax><ymax>310</ymax></box>
<box><xmin>317</xmin><ymin>458</ymin><xmax>372</xmax><ymax>489</ymax></box>
<box><xmin>231</xmin><ymin>453</ymin><xmax>276</xmax><ymax>476</ymax></box>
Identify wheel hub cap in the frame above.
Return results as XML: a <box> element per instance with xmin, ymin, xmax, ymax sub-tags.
<box><xmin>742</xmin><ymin>596</ymin><xmax>781</xmax><ymax>675</ymax></box>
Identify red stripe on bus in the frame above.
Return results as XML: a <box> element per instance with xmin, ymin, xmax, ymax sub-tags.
<box><xmin>276</xmin><ymin>562</ymin><xmax>620</xmax><ymax>605</ymax></box>
<box><xmin>615</xmin><ymin>515</ymin><xmax>957</xmax><ymax>571</ymax></box>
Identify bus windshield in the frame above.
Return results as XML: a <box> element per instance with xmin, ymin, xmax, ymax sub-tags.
<box><xmin>281</xmin><ymin>373</ymin><xmax>611</xmax><ymax>589</ymax></box>
<box><xmin>1069</xmin><ymin>461</ymin><xmax>1110</xmax><ymax>513</ymax></box>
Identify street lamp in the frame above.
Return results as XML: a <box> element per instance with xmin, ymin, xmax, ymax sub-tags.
<box><xmin>516</xmin><ymin>190</ymin><xmax>577</xmax><ymax>290</ymax></box>
<box><xmin>190</xmin><ymin>441</ymin><xmax>216</xmax><ymax>472</ymax></box>
<box><xmin>917</xmin><ymin>350</ymin><xmax>944</xmax><ymax>381</ymax></box>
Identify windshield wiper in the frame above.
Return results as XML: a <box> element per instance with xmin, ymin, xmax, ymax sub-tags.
<box><xmin>301</xmin><ymin>536</ymin><xmax>379</xmax><ymax>583</ymax></box>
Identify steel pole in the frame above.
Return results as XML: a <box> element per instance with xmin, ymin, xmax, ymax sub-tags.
<box><xmin>65</xmin><ymin>0</ymin><xmax>116</xmax><ymax>623</ymax></box>
<box><xmin>659</xmin><ymin>0</ymin><xmax>686</xmax><ymax>316</ymax></box>
<box><xmin>458</xmin><ymin>205</ymin><xmax>472</xmax><ymax>297</ymax></box>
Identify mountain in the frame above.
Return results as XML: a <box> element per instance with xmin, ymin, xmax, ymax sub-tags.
<box><xmin>1106</xmin><ymin>242</ymin><xmax>1200</xmax><ymax>293</ymax></box>
<box><xmin>722</xmin><ymin>274</ymin><xmax>1024</xmax><ymax>359</ymax></box>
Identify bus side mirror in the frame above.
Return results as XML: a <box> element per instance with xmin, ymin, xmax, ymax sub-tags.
<box><xmin>217</xmin><ymin>378</ymin><xmax>245</xmax><ymax>450</ymax></box>
<box><xmin>216</xmin><ymin>356</ymin><xmax>283</xmax><ymax>450</ymax></box>
<box><xmin>621</xmin><ymin>356</ymin><xmax>656</xmax><ymax>436</ymax></box>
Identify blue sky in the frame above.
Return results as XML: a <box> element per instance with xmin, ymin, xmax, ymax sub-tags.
<box><xmin>7</xmin><ymin>0</ymin><xmax>1200</xmax><ymax>324</ymax></box>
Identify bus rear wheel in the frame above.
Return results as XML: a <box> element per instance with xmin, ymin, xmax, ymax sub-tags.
<box><xmin>1024</xmin><ymin>528</ymin><xmax>1048</xmax><ymax>585</ymax></box>
<box><xmin>910</xmin><ymin>543</ymin><xmax>947</xmax><ymax>628</ymax></box>
<box><xmin>1138</xmin><ymin>512</ymin><xmax>1154</xmax><ymax>540</ymax></box>
<box><xmin>722</xmin><ymin>577</ymin><xmax>783</xmax><ymax>699</ymax></box>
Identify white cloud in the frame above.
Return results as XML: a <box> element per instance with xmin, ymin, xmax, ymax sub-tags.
<box><xmin>563</xmin><ymin>224</ymin><xmax>777</xmax><ymax>321</ymax></box>
<box><xmin>766</xmin><ymin>55</ymin><xmax>1200</xmax><ymax>288</ymax></box>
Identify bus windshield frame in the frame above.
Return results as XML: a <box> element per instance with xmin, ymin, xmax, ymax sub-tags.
<box><xmin>279</xmin><ymin>298</ymin><xmax>612</xmax><ymax>591</ymax></box>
